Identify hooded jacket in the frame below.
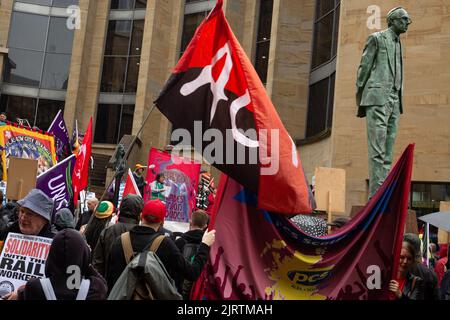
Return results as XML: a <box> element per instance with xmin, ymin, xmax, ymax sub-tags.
<box><xmin>105</xmin><ymin>225</ymin><xmax>209</xmax><ymax>293</ymax></box>
<box><xmin>92</xmin><ymin>194</ymin><xmax>143</xmax><ymax>276</ymax></box>
<box><xmin>52</xmin><ymin>208</ymin><xmax>75</xmax><ymax>233</ymax></box>
<box><xmin>19</xmin><ymin>229</ymin><xmax>107</xmax><ymax>300</ymax></box>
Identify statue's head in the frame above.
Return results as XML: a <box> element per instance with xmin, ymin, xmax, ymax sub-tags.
<box><xmin>387</xmin><ymin>7</ymin><xmax>412</xmax><ymax>35</ymax></box>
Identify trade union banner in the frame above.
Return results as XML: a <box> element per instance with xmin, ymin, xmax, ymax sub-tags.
<box><xmin>0</xmin><ymin>124</ymin><xmax>57</xmax><ymax>181</ymax></box>
<box><xmin>144</xmin><ymin>147</ymin><xmax>201</xmax><ymax>223</ymax></box>
<box><xmin>47</xmin><ymin>109</ymin><xmax>71</xmax><ymax>161</ymax></box>
<box><xmin>0</xmin><ymin>233</ymin><xmax>52</xmax><ymax>296</ymax></box>
<box><xmin>192</xmin><ymin>145</ymin><xmax>414</xmax><ymax>300</ymax></box>
<box><xmin>36</xmin><ymin>154</ymin><xmax>76</xmax><ymax>221</ymax></box>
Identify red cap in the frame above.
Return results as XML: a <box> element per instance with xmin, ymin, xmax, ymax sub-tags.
<box><xmin>142</xmin><ymin>200</ymin><xmax>166</xmax><ymax>223</ymax></box>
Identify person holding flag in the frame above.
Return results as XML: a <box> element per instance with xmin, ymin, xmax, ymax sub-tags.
<box><xmin>72</xmin><ymin>118</ymin><xmax>93</xmax><ymax>207</ymax></box>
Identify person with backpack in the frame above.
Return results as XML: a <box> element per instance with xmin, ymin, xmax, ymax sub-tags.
<box><xmin>92</xmin><ymin>194</ymin><xmax>144</xmax><ymax>276</ymax></box>
<box><xmin>105</xmin><ymin>199</ymin><xmax>215</xmax><ymax>297</ymax></box>
<box><xmin>2</xmin><ymin>229</ymin><xmax>107</xmax><ymax>300</ymax></box>
<box><xmin>174</xmin><ymin>209</ymin><xmax>209</xmax><ymax>298</ymax></box>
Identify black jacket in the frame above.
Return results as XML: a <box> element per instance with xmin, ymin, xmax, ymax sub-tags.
<box><xmin>92</xmin><ymin>217</ymin><xmax>137</xmax><ymax>276</ymax></box>
<box><xmin>75</xmin><ymin>209</ymin><xmax>93</xmax><ymax>230</ymax></box>
<box><xmin>105</xmin><ymin>225</ymin><xmax>210</xmax><ymax>292</ymax></box>
<box><xmin>18</xmin><ymin>229</ymin><xmax>107</xmax><ymax>300</ymax></box>
<box><xmin>398</xmin><ymin>273</ymin><xmax>425</xmax><ymax>300</ymax></box>
<box><xmin>0</xmin><ymin>220</ymin><xmax>54</xmax><ymax>241</ymax></box>
<box><xmin>92</xmin><ymin>194</ymin><xmax>143</xmax><ymax>276</ymax></box>
<box><xmin>174</xmin><ymin>229</ymin><xmax>204</xmax><ymax>293</ymax></box>
<box><xmin>132</xmin><ymin>172</ymin><xmax>145</xmax><ymax>195</ymax></box>
<box><xmin>410</xmin><ymin>263</ymin><xmax>439</xmax><ymax>300</ymax></box>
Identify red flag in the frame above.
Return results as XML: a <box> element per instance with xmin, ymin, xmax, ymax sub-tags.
<box><xmin>72</xmin><ymin>118</ymin><xmax>92</xmax><ymax>206</ymax></box>
<box><xmin>123</xmin><ymin>168</ymin><xmax>142</xmax><ymax>198</ymax></box>
<box><xmin>155</xmin><ymin>0</ymin><xmax>313</xmax><ymax>214</ymax></box>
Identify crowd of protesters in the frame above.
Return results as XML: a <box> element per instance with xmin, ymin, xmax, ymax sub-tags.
<box><xmin>0</xmin><ymin>170</ymin><xmax>449</xmax><ymax>300</ymax></box>
<box><xmin>0</xmin><ymin>169</ymin><xmax>216</xmax><ymax>300</ymax></box>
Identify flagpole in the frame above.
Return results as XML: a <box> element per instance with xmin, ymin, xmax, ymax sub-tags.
<box><xmin>98</xmin><ymin>104</ymin><xmax>157</xmax><ymax>205</ymax></box>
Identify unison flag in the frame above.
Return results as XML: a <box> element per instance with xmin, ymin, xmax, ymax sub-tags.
<box><xmin>47</xmin><ymin>109</ymin><xmax>71</xmax><ymax>161</ymax></box>
<box><xmin>155</xmin><ymin>0</ymin><xmax>312</xmax><ymax>215</ymax></box>
<box><xmin>192</xmin><ymin>144</ymin><xmax>414</xmax><ymax>300</ymax></box>
<box><xmin>36</xmin><ymin>154</ymin><xmax>76</xmax><ymax>220</ymax></box>
<box><xmin>72</xmin><ymin>118</ymin><xmax>92</xmax><ymax>206</ymax></box>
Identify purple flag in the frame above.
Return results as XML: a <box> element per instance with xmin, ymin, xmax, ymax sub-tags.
<box><xmin>36</xmin><ymin>154</ymin><xmax>76</xmax><ymax>217</ymax></box>
<box><xmin>48</xmin><ymin>109</ymin><xmax>70</xmax><ymax>161</ymax></box>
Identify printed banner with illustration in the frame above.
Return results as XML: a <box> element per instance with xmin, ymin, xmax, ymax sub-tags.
<box><xmin>192</xmin><ymin>145</ymin><xmax>414</xmax><ymax>300</ymax></box>
<box><xmin>0</xmin><ymin>233</ymin><xmax>52</xmax><ymax>296</ymax></box>
<box><xmin>0</xmin><ymin>124</ymin><xmax>57</xmax><ymax>181</ymax></box>
<box><xmin>144</xmin><ymin>147</ymin><xmax>200</xmax><ymax>223</ymax></box>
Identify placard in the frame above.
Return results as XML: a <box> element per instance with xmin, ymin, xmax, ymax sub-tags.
<box><xmin>438</xmin><ymin>202</ymin><xmax>450</xmax><ymax>243</ymax></box>
<box><xmin>0</xmin><ymin>233</ymin><xmax>52</xmax><ymax>296</ymax></box>
<box><xmin>314</xmin><ymin>167</ymin><xmax>346</xmax><ymax>214</ymax></box>
<box><xmin>6</xmin><ymin>157</ymin><xmax>38</xmax><ymax>200</ymax></box>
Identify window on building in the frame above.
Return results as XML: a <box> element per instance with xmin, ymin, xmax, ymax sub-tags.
<box><xmin>305</xmin><ymin>0</ymin><xmax>340</xmax><ymax>139</ymax></box>
<box><xmin>94</xmin><ymin>104</ymin><xmax>135</xmax><ymax>144</ymax></box>
<box><xmin>180</xmin><ymin>0</ymin><xmax>216</xmax><ymax>56</ymax></box>
<box><xmin>254</xmin><ymin>0</ymin><xmax>273</xmax><ymax>85</ymax></box>
<box><xmin>4</xmin><ymin>12</ymin><xmax>74</xmax><ymax>90</ymax></box>
<box><xmin>180</xmin><ymin>11</ymin><xmax>208</xmax><ymax>55</ymax></box>
<box><xmin>410</xmin><ymin>182</ymin><xmax>450</xmax><ymax>217</ymax></box>
<box><xmin>100</xmin><ymin>19</ymin><xmax>143</xmax><ymax>93</ymax></box>
<box><xmin>110</xmin><ymin>0</ymin><xmax>146</xmax><ymax>10</ymax></box>
<box><xmin>0</xmin><ymin>94</ymin><xmax>63</xmax><ymax>129</ymax></box>
<box><xmin>409</xmin><ymin>182</ymin><xmax>450</xmax><ymax>237</ymax></box>
<box><xmin>19</xmin><ymin>0</ymin><xmax>78</xmax><ymax>6</ymax></box>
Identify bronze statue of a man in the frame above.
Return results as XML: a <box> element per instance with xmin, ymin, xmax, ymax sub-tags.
<box><xmin>356</xmin><ymin>7</ymin><xmax>412</xmax><ymax>199</ymax></box>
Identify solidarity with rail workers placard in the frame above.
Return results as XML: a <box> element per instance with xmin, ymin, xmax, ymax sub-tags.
<box><xmin>0</xmin><ymin>233</ymin><xmax>52</xmax><ymax>296</ymax></box>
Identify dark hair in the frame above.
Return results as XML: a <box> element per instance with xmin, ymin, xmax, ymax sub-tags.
<box><xmin>156</xmin><ymin>173</ymin><xmax>165</xmax><ymax>182</ymax></box>
<box><xmin>191</xmin><ymin>210</ymin><xmax>209</xmax><ymax>229</ymax></box>
<box><xmin>84</xmin><ymin>216</ymin><xmax>112</xmax><ymax>251</ymax></box>
<box><xmin>0</xmin><ymin>190</ymin><xmax>3</xmax><ymax>204</ymax></box>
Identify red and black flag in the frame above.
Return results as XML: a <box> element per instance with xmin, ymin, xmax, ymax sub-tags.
<box><xmin>155</xmin><ymin>0</ymin><xmax>312</xmax><ymax>214</ymax></box>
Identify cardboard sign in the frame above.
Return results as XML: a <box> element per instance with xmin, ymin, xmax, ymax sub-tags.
<box><xmin>438</xmin><ymin>202</ymin><xmax>450</xmax><ymax>243</ymax></box>
<box><xmin>314</xmin><ymin>167</ymin><xmax>346</xmax><ymax>214</ymax></box>
<box><xmin>6</xmin><ymin>157</ymin><xmax>38</xmax><ymax>200</ymax></box>
<box><xmin>0</xmin><ymin>233</ymin><xmax>52</xmax><ymax>296</ymax></box>
<box><xmin>405</xmin><ymin>210</ymin><xmax>419</xmax><ymax>235</ymax></box>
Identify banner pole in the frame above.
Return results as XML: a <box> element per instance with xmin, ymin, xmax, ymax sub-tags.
<box><xmin>327</xmin><ymin>191</ymin><xmax>332</xmax><ymax>234</ymax></box>
<box><xmin>98</xmin><ymin>104</ymin><xmax>157</xmax><ymax>205</ymax></box>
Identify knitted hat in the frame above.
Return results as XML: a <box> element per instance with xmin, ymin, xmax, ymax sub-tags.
<box><xmin>141</xmin><ymin>200</ymin><xmax>166</xmax><ymax>223</ymax></box>
<box><xmin>17</xmin><ymin>189</ymin><xmax>53</xmax><ymax>222</ymax></box>
<box><xmin>94</xmin><ymin>201</ymin><xmax>114</xmax><ymax>219</ymax></box>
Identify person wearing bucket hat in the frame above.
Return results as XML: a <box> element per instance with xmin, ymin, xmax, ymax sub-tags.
<box><xmin>133</xmin><ymin>163</ymin><xmax>147</xmax><ymax>196</ymax></box>
<box><xmin>84</xmin><ymin>201</ymin><xmax>114</xmax><ymax>252</ymax></box>
<box><xmin>105</xmin><ymin>199</ymin><xmax>216</xmax><ymax>292</ymax></box>
<box><xmin>0</xmin><ymin>189</ymin><xmax>54</xmax><ymax>241</ymax></box>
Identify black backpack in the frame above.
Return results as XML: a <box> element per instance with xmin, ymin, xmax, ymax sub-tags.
<box><xmin>181</xmin><ymin>242</ymin><xmax>200</xmax><ymax>299</ymax></box>
<box><xmin>440</xmin><ymin>270</ymin><xmax>450</xmax><ymax>300</ymax></box>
